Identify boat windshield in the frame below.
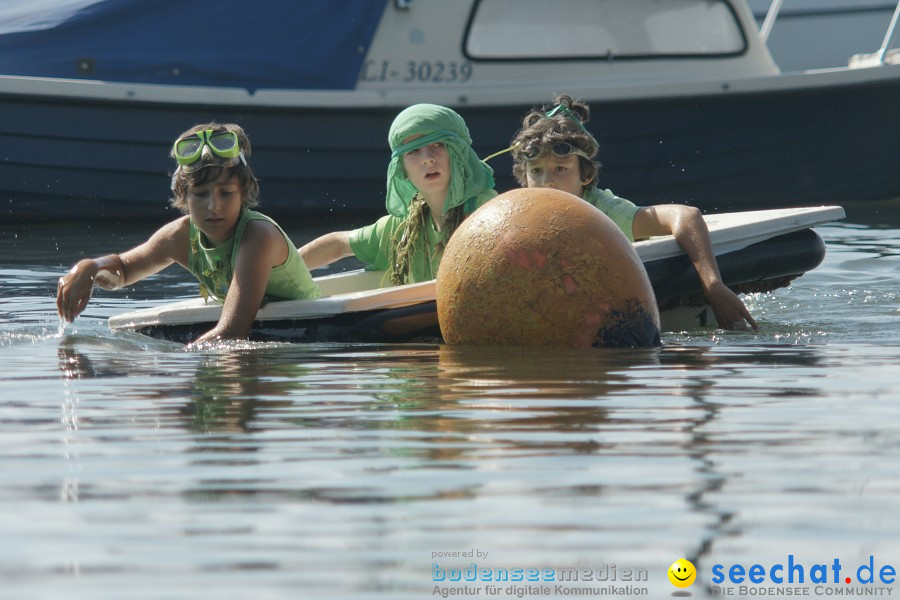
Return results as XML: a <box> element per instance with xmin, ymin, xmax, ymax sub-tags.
<box><xmin>465</xmin><ymin>0</ymin><xmax>746</xmax><ymax>59</ymax></box>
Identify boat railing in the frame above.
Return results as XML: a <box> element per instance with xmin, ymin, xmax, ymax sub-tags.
<box><xmin>875</xmin><ymin>0</ymin><xmax>900</xmax><ymax>63</ymax></box>
<box><xmin>759</xmin><ymin>0</ymin><xmax>900</xmax><ymax>66</ymax></box>
<box><xmin>758</xmin><ymin>0</ymin><xmax>783</xmax><ymax>43</ymax></box>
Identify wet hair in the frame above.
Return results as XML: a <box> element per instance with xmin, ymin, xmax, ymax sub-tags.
<box><xmin>510</xmin><ymin>95</ymin><xmax>601</xmax><ymax>192</ymax></box>
<box><xmin>169</xmin><ymin>122</ymin><xmax>260</xmax><ymax>213</ymax></box>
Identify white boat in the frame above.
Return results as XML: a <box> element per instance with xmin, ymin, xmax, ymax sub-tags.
<box><xmin>109</xmin><ymin>206</ymin><xmax>846</xmax><ymax>343</ymax></box>
<box><xmin>0</xmin><ymin>1</ymin><xmax>897</xmax><ymax>221</ymax></box>
<box><xmin>748</xmin><ymin>0</ymin><xmax>899</xmax><ymax>71</ymax></box>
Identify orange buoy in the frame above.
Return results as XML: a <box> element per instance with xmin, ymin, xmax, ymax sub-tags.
<box><xmin>436</xmin><ymin>188</ymin><xmax>660</xmax><ymax>347</ymax></box>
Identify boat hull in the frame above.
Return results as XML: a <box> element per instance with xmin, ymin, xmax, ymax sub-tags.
<box><xmin>3</xmin><ymin>68</ymin><xmax>898</xmax><ymax>221</ymax></box>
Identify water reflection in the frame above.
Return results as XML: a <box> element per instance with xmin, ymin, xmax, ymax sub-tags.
<box><xmin>46</xmin><ymin>326</ymin><xmax>900</xmax><ymax>596</ymax></box>
<box><xmin>57</xmin><ymin>341</ymin><xmax>312</xmax><ymax>438</ymax></box>
<box><xmin>57</xmin><ymin>340</ymin><xmax>82</xmax><ymax>504</ymax></box>
<box><xmin>314</xmin><ymin>345</ymin><xmax>662</xmax><ymax>454</ymax></box>
<box><xmin>176</xmin><ymin>351</ymin><xmax>313</xmax><ymax>433</ymax></box>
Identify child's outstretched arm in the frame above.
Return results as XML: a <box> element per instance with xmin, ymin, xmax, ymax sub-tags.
<box><xmin>56</xmin><ymin>254</ymin><xmax>126</xmax><ymax>322</ymax></box>
<box><xmin>299</xmin><ymin>231</ymin><xmax>353</xmax><ymax>270</ymax></box>
<box><xmin>191</xmin><ymin>220</ymin><xmax>288</xmax><ymax>344</ymax></box>
<box><xmin>56</xmin><ymin>218</ymin><xmax>188</xmax><ymax>323</ymax></box>
<box><xmin>632</xmin><ymin>205</ymin><xmax>758</xmax><ymax>332</ymax></box>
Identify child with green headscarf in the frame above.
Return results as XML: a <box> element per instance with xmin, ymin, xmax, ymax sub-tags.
<box><xmin>300</xmin><ymin>104</ymin><xmax>496</xmax><ymax>285</ymax></box>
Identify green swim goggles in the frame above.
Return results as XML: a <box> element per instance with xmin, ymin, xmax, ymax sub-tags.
<box><xmin>173</xmin><ymin>129</ymin><xmax>246</xmax><ymax>171</ymax></box>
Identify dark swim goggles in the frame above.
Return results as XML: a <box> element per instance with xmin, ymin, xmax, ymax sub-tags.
<box><xmin>519</xmin><ymin>141</ymin><xmax>591</xmax><ymax>161</ymax></box>
<box><xmin>173</xmin><ymin>130</ymin><xmax>246</xmax><ymax>171</ymax></box>
<box><xmin>480</xmin><ymin>104</ymin><xmax>594</xmax><ymax>164</ymax></box>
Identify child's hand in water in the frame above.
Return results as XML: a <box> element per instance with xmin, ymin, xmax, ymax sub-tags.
<box><xmin>706</xmin><ymin>281</ymin><xmax>758</xmax><ymax>332</ymax></box>
<box><xmin>56</xmin><ymin>260</ymin><xmax>98</xmax><ymax>322</ymax></box>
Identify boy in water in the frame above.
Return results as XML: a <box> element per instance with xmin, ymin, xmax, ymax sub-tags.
<box><xmin>510</xmin><ymin>96</ymin><xmax>757</xmax><ymax>331</ymax></box>
<box><xmin>56</xmin><ymin>122</ymin><xmax>319</xmax><ymax>344</ymax></box>
<box><xmin>300</xmin><ymin>104</ymin><xmax>496</xmax><ymax>285</ymax></box>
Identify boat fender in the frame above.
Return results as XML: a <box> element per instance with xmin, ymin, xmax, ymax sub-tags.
<box><xmin>436</xmin><ymin>188</ymin><xmax>660</xmax><ymax>347</ymax></box>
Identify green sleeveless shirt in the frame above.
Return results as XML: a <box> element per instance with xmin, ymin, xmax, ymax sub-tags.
<box><xmin>582</xmin><ymin>188</ymin><xmax>640</xmax><ymax>242</ymax></box>
<box><xmin>187</xmin><ymin>209</ymin><xmax>320</xmax><ymax>303</ymax></box>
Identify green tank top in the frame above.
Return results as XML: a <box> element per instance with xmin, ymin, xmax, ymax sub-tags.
<box><xmin>187</xmin><ymin>209</ymin><xmax>320</xmax><ymax>303</ymax></box>
<box><xmin>582</xmin><ymin>188</ymin><xmax>641</xmax><ymax>242</ymax></box>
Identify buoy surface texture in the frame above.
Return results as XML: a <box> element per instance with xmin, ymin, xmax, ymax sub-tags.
<box><xmin>436</xmin><ymin>188</ymin><xmax>660</xmax><ymax>347</ymax></box>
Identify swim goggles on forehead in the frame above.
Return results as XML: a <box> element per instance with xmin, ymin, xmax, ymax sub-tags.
<box><xmin>173</xmin><ymin>129</ymin><xmax>246</xmax><ymax>171</ymax></box>
<box><xmin>480</xmin><ymin>104</ymin><xmax>593</xmax><ymax>163</ymax></box>
<box><xmin>519</xmin><ymin>141</ymin><xmax>592</xmax><ymax>161</ymax></box>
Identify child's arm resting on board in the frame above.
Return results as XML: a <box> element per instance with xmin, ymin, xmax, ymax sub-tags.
<box><xmin>632</xmin><ymin>205</ymin><xmax>758</xmax><ymax>332</ymax></box>
<box><xmin>299</xmin><ymin>231</ymin><xmax>353</xmax><ymax>270</ymax></box>
<box><xmin>56</xmin><ymin>218</ymin><xmax>188</xmax><ymax>323</ymax></box>
<box><xmin>191</xmin><ymin>220</ymin><xmax>287</xmax><ymax>344</ymax></box>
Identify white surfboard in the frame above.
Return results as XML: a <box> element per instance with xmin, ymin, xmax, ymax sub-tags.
<box><xmin>634</xmin><ymin>205</ymin><xmax>846</xmax><ymax>261</ymax></box>
<box><xmin>109</xmin><ymin>205</ymin><xmax>845</xmax><ymax>332</ymax></box>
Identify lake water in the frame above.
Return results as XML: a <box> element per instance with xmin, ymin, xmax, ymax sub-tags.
<box><xmin>1</xmin><ymin>203</ymin><xmax>899</xmax><ymax>599</ymax></box>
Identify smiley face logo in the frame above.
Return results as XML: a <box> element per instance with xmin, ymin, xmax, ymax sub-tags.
<box><xmin>668</xmin><ymin>558</ymin><xmax>697</xmax><ymax>588</ymax></box>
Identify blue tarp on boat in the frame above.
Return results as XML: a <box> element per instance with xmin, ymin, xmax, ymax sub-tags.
<box><xmin>0</xmin><ymin>0</ymin><xmax>388</xmax><ymax>91</ymax></box>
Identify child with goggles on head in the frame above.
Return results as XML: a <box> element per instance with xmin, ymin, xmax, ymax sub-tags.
<box><xmin>510</xmin><ymin>95</ymin><xmax>757</xmax><ymax>332</ymax></box>
<box><xmin>56</xmin><ymin>122</ymin><xmax>320</xmax><ymax>344</ymax></box>
<box><xmin>300</xmin><ymin>104</ymin><xmax>496</xmax><ymax>285</ymax></box>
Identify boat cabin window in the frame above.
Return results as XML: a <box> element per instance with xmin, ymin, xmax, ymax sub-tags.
<box><xmin>465</xmin><ymin>0</ymin><xmax>746</xmax><ymax>59</ymax></box>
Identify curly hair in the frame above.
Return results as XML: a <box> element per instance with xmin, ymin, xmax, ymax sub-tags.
<box><xmin>510</xmin><ymin>95</ymin><xmax>601</xmax><ymax>193</ymax></box>
<box><xmin>169</xmin><ymin>122</ymin><xmax>260</xmax><ymax>213</ymax></box>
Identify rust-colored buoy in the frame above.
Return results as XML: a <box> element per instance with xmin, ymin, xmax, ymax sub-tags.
<box><xmin>436</xmin><ymin>188</ymin><xmax>660</xmax><ymax>347</ymax></box>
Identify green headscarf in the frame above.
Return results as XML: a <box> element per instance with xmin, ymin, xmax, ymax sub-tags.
<box><xmin>385</xmin><ymin>104</ymin><xmax>495</xmax><ymax>218</ymax></box>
